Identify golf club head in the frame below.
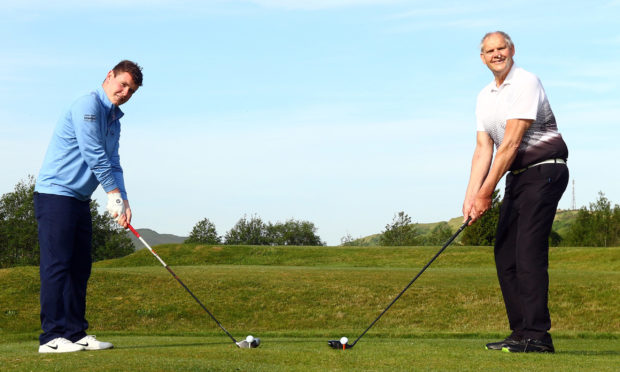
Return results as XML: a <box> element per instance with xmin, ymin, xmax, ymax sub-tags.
<box><xmin>236</xmin><ymin>338</ymin><xmax>261</xmax><ymax>349</ymax></box>
<box><xmin>327</xmin><ymin>340</ymin><xmax>353</xmax><ymax>350</ymax></box>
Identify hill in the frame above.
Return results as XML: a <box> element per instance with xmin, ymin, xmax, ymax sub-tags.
<box><xmin>127</xmin><ymin>211</ymin><xmax>578</xmax><ymax>249</ymax></box>
<box><xmin>552</xmin><ymin>209</ymin><xmax>579</xmax><ymax>237</ymax></box>
<box><xmin>349</xmin><ymin>211</ymin><xmax>578</xmax><ymax>246</ymax></box>
<box><xmin>125</xmin><ymin>228</ymin><xmax>187</xmax><ymax>250</ymax></box>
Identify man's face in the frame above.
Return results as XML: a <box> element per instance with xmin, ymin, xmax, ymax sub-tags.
<box><xmin>103</xmin><ymin>71</ymin><xmax>139</xmax><ymax>106</ymax></box>
<box><xmin>480</xmin><ymin>33</ymin><xmax>515</xmax><ymax>77</ymax></box>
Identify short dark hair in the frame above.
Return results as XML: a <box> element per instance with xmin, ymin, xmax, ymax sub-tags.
<box><xmin>112</xmin><ymin>60</ymin><xmax>143</xmax><ymax>87</ymax></box>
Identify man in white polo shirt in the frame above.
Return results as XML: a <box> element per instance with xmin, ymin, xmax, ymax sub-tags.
<box><xmin>462</xmin><ymin>31</ymin><xmax>568</xmax><ymax>353</ymax></box>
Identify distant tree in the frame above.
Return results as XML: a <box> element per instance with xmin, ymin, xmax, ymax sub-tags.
<box><xmin>268</xmin><ymin>219</ymin><xmax>323</xmax><ymax>246</ymax></box>
<box><xmin>548</xmin><ymin>229</ymin><xmax>563</xmax><ymax>247</ymax></box>
<box><xmin>225</xmin><ymin>214</ymin><xmax>267</xmax><ymax>245</ymax></box>
<box><xmin>380</xmin><ymin>211</ymin><xmax>419</xmax><ymax>246</ymax></box>
<box><xmin>461</xmin><ymin>189</ymin><xmax>502</xmax><ymax>246</ymax></box>
<box><xmin>0</xmin><ymin>176</ymin><xmax>38</xmax><ymax>267</ymax></box>
<box><xmin>340</xmin><ymin>232</ymin><xmax>356</xmax><ymax>246</ymax></box>
<box><xmin>223</xmin><ymin>215</ymin><xmax>324</xmax><ymax>246</ymax></box>
<box><xmin>90</xmin><ymin>200</ymin><xmax>135</xmax><ymax>261</ymax></box>
<box><xmin>562</xmin><ymin>208</ymin><xmax>593</xmax><ymax>246</ymax></box>
<box><xmin>0</xmin><ymin>175</ymin><xmax>135</xmax><ymax>268</ymax></box>
<box><xmin>264</xmin><ymin>222</ymin><xmax>284</xmax><ymax>245</ymax></box>
<box><xmin>185</xmin><ymin>218</ymin><xmax>221</xmax><ymax>244</ymax></box>
<box><xmin>563</xmin><ymin>192</ymin><xmax>620</xmax><ymax>247</ymax></box>
<box><xmin>422</xmin><ymin>222</ymin><xmax>453</xmax><ymax>246</ymax></box>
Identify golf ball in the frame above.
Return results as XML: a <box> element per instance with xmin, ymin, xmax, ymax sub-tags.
<box><xmin>246</xmin><ymin>335</ymin><xmax>254</xmax><ymax>343</ymax></box>
<box><xmin>340</xmin><ymin>337</ymin><xmax>348</xmax><ymax>345</ymax></box>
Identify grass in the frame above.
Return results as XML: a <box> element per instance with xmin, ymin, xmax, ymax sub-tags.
<box><xmin>94</xmin><ymin>244</ymin><xmax>619</xmax><ymax>270</ymax></box>
<box><xmin>1</xmin><ymin>334</ymin><xmax>618</xmax><ymax>372</ymax></box>
<box><xmin>1</xmin><ymin>245</ymin><xmax>618</xmax><ymax>371</ymax></box>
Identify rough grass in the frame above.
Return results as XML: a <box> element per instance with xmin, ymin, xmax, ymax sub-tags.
<box><xmin>0</xmin><ymin>245</ymin><xmax>618</xmax><ymax>371</ymax></box>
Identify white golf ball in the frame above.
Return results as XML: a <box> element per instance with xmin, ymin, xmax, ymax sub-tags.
<box><xmin>340</xmin><ymin>337</ymin><xmax>348</xmax><ymax>345</ymax></box>
<box><xmin>246</xmin><ymin>335</ymin><xmax>254</xmax><ymax>343</ymax></box>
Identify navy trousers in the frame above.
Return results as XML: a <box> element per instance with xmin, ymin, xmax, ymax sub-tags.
<box><xmin>494</xmin><ymin>163</ymin><xmax>569</xmax><ymax>341</ymax></box>
<box><xmin>34</xmin><ymin>192</ymin><xmax>92</xmax><ymax>345</ymax></box>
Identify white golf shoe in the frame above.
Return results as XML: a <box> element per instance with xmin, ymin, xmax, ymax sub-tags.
<box><xmin>39</xmin><ymin>337</ymin><xmax>85</xmax><ymax>353</ymax></box>
<box><xmin>74</xmin><ymin>335</ymin><xmax>114</xmax><ymax>350</ymax></box>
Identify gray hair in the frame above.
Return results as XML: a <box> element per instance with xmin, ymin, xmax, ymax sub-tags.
<box><xmin>480</xmin><ymin>31</ymin><xmax>514</xmax><ymax>52</ymax></box>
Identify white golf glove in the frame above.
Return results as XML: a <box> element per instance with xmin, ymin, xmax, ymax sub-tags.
<box><xmin>106</xmin><ymin>192</ymin><xmax>126</xmax><ymax>219</ymax></box>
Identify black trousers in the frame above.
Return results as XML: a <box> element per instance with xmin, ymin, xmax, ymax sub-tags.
<box><xmin>494</xmin><ymin>163</ymin><xmax>568</xmax><ymax>341</ymax></box>
<box><xmin>34</xmin><ymin>192</ymin><xmax>92</xmax><ymax>345</ymax></box>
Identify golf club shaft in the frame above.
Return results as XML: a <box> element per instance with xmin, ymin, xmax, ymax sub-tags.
<box><xmin>127</xmin><ymin>224</ymin><xmax>238</xmax><ymax>344</ymax></box>
<box><xmin>352</xmin><ymin>217</ymin><xmax>471</xmax><ymax>346</ymax></box>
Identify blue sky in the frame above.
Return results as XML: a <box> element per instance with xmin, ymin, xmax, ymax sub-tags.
<box><xmin>1</xmin><ymin>0</ymin><xmax>618</xmax><ymax>245</ymax></box>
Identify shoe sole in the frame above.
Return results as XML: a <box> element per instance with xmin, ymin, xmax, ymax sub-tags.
<box><xmin>486</xmin><ymin>342</ymin><xmax>518</xmax><ymax>351</ymax></box>
<box><xmin>76</xmin><ymin>344</ymin><xmax>114</xmax><ymax>351</ymax></box>
<box><xmin>39</xmin><ymin>347</ymin><xmax>84</xmax><ymax>353</ymax></box>
<box><xmin>501</xmin><ymin>347</ymin><xmax>554</xmax><ymax>353</ymax></box>
<box><xmin>485</xmin><ymin>345</ymin><xmax>505</xmax><ymax>350</ymax></box>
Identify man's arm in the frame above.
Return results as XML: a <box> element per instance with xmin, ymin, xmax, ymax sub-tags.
<box><xmin>470</xmin><ymin>118</ymin><xmax>533</xmax><ymax>221</ymax></box>
<box><xmin>463</xmin><ymin>132</ymin><xmax>494</xmax><ymax>223</ymax></box>
<box><xmin>107</xmin><ymin>124</ymin><xmax>131</xmax><ymax>228</ymax></box>
<box><xmin>72</xmin><ymin>97</ymin><xmax>120</xmax><ymax>194</ymax></box>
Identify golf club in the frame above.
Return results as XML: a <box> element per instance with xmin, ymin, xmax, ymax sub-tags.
<box><xmin>328</xmin><ymin>217</ymin><xmax>471</xmax><ymax>350</ymax></box>
<box><xmin>127</xmin><ymin>224</ymin><xmax>259</xmax><ymax>349</ymax></box>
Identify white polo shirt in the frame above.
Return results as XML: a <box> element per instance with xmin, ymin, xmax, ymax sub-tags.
<box><xmin>475</xmin><ymin>65</ymin><xmax>568</xmax><ymax>170</ymax></box>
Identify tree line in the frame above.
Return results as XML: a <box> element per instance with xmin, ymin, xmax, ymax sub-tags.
<box><xmin>561</xmin><ymin>192</ymin><xmax>620</xmax><ymax>247</ymax></box>
<box><xmin>0</xmin><ymin>175</ymin><xmax>325</xmax><ymax>268</ymax></box>
<box><xmin>353</xmin><ymin>190</ymin><xmax>620</xmax><ymax>247</ymax></box>
<box><xmin>185</xmin><ymin>215</ymin><xmax>324</xmax><ymax>246</ymax></box>
<box><xmin>0</xmin><ymin>176</ymin><xmax>325</xmax><ymax>268</ymax></box>
<box><xmin>0</xmin><ymin>176</ymin><xmax>134</xmax><ymax>268</ymax></box>
<box><xmin>2</xmin><ymin>175</ymin><xmax>617</xmax><ymax>269</ymax></box>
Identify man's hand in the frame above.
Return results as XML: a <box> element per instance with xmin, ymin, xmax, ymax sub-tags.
<box><xmin>462</xmin><ymin>199</ymin><xmax>475</xmax><ymax>225</ymax></box>
<box><xmin>106</xmin><ymin>191</ymin><xmax>126</xmax><ymax>223</ymax></box>
<box><xmin>463</xmin><ymin>132</ymin><xmax>494</xmax><ymax>226</ymax></box>
<box><xmin>116</xmin><ymin>201</ymin><xmax>132</xmax><ymax>228</ymax></box>
<box><xmin>470</xmin><ymin>191</ymin><xmax>492</xmax><ymax>224</ymax></box>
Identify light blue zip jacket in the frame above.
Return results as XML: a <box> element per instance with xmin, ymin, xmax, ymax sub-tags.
<box><xmin>35</xmin><ymin>86</ymin><xmax>127</xmax><ymax>201</ymax></box>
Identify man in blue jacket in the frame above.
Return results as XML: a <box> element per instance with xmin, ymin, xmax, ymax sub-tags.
<box><xmin>34</xmin><ymin>60</ymin><xmax>143</xmax><ymax>353</ymax></box>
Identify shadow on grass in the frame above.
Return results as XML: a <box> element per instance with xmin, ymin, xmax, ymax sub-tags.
<box><xmin>262</xmin><ymin>339</ymin><xmax>326</xmax><ymax>344</ymax></box>
<box><xmin>117</xmin><ymin>341</ymin><xmax>232</xmax><ymax>350</ymax></box>
<box><xmin>116</xmin><ymin>339</ymin><xmax>323</xmax><ymax>350</ymax></box>
<box><xmin>558</xmin><ymin>350</ymin><xmax>620</xmax><ymax>356</ymax></box>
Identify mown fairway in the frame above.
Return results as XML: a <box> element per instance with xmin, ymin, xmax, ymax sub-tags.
<box><xmin>1</xmin><ymin>245</ymin><xmax>618</xmax><ymax>371</ymax></box>
<box><xmin>1</xmin><ymin>334</ymin><xmax>618</xmax><ymax>371</ymax></box>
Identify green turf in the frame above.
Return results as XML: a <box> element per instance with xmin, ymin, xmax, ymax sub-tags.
<box><xmin>1</xmin><ymin>245</ymin><xmax>618</xmax><ymax>370</ymax></box>
<box><xmin>93</xmin><ymin>244</ymin><xmax>619</xmax><ymax>271</ymax></box>
<box><xmin>0</xmin><ymin>335</ymin><xmax>618</xmax><ymax>371</ymax></box>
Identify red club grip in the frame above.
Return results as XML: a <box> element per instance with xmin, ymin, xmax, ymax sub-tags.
<box><xmin>127</xmin><ymin>224</ymin><xmax>140</xmax><ymax>238</ymax></box>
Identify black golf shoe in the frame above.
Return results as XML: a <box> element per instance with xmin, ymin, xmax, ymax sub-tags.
<box><xmin>502</xmin><ymin>338</ymin><xmax>555</xmax><ymax>353</ymax></box>
<box><xmin>485</xmin><ymin>333</ymin><xmax>522</xmax><ymax>350</ymax></box>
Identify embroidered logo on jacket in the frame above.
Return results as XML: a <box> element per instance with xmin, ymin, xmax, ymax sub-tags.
<box><xmin>84</xmin><ymin>114</ymin><xmax>96</xmax><ymax>122</ymax></box>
